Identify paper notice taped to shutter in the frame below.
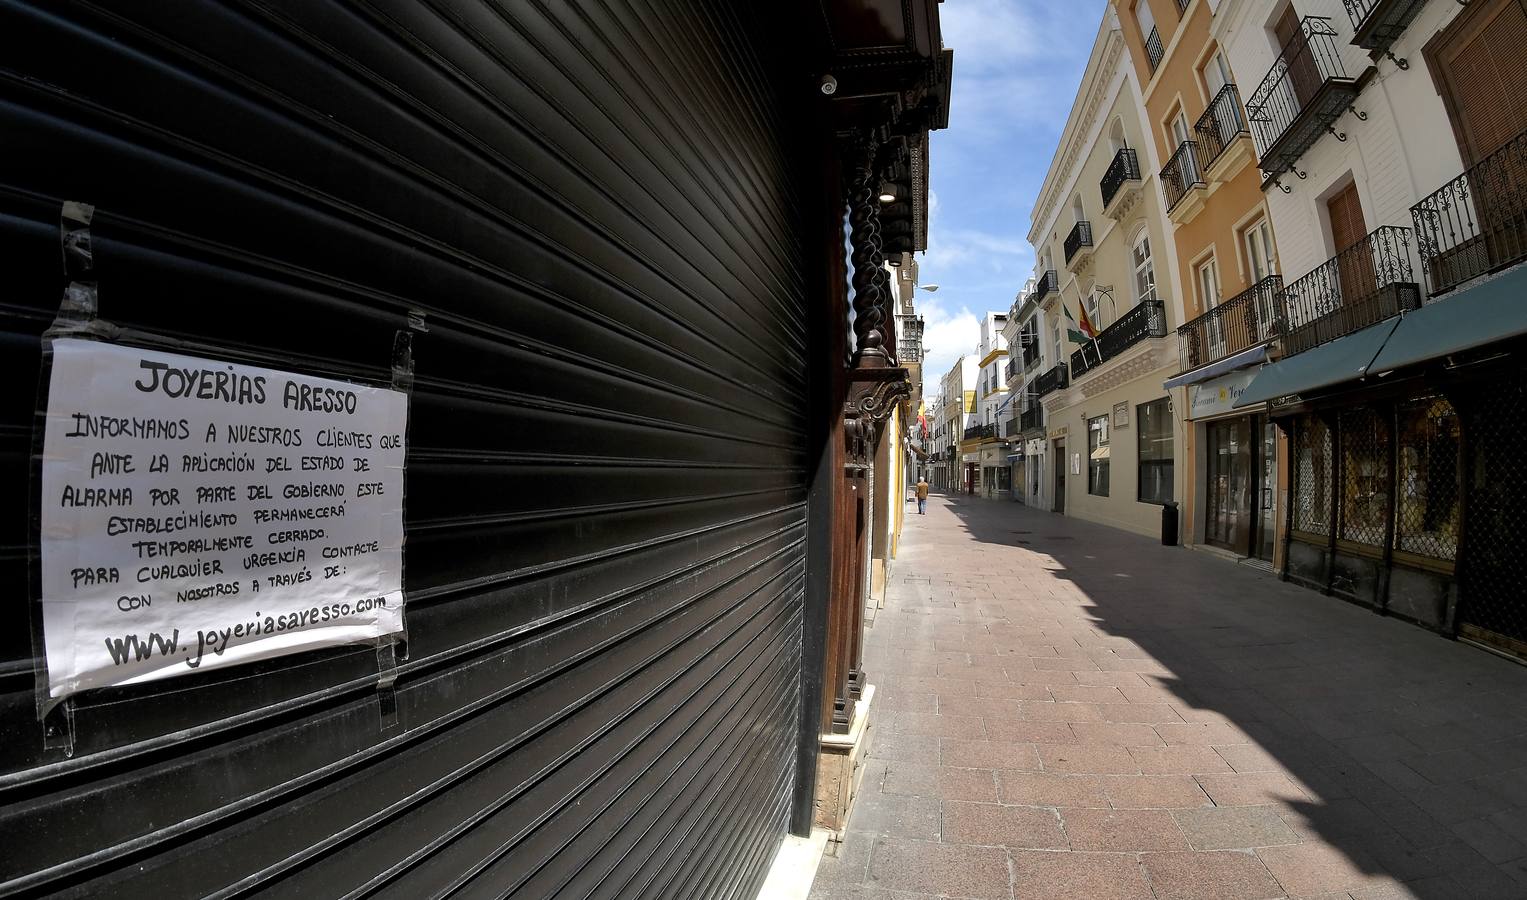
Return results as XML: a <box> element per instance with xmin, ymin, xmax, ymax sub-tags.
<box><xmin>40</xmin><ymin>339</ymin><xmax>407</xmax><ymax>702</ymax></box>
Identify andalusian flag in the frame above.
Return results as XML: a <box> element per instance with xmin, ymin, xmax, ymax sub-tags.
<box><xmin>1064</xmin><ymin>304</ymin><xmax>1088</xmax><ymax>344</ymax></box>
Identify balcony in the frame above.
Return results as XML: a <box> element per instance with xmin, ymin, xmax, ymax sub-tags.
<box><xmin>1344</xmin><ymin>0</ymin><xmax>1428</xmax><ymax>62</ymax></box>
<box><xmin>1005</xmin><ymin>418</ymin><xmax>1021</xmax><ymax>438</ymax></box>
<box><xmin>1070</xmin><ymin>300</ymin><xmax>1169</xmax><ymax>380</ymax></box>
<box><xmin>1279</xmin><ymin>225</ymin><xmax>1422</xmax><ymax>357</ymax></box>
<box><xmin>1034</xmin><ymin>363</ymin><xmax>1069</xmax><ymax>398</ymax></box>
<box><xmin>1101</xmin><ymin>148</ymin><xmax>1143</xmax><ymax>220</ymax></box>
<box><xmin>1162</xmin><ymin>141</ymin><xmax>1209</xmax><ymax>224</ymax></box>
<box><xmin>1177</xmin><ymin>276</ymin><xmax>1283</xmax><ymax>374</ymax></box>
<box><xmin>1412</xmin><ymin>129</ymin><xmax>1527</xmax><ymax>298</ymax></box>
<box><xmin>1021</xmin><ymin>339</ymin><xmax>1041</xmax><ymax>370</ymax></box>
<box><xmin>1246</xmin><ymin>17</ymin><xmax>1369</xmax><ymax>186</ymax></box>
<box><xmin>1021</xmin><ymin>406</ymin><xmax>1044</xmax><ymax>432</ymax></box>
<box><xmin>963</xmin><ymin>423</ymin><xmax>996</xmax><ymax>442</ymax></box>
<box><xmin>895</xmin><ymin>314</ymin><xmax>924</xmax><ymax>363</ymax></box>
<box><xmin>1145</xmin><ymin>26</ymin><xmax>1164</xmax><ymax>74</ymax></box>
<box><xmin>1030</xmin><ymin>269</ymin><xmax>1059</xmax><ymax>305</ymax></box>
<box><xmin>1195</xmin><ymin>83</ymin><xmax>1254</xmax><ymax>183</ymax></box>
<box><xmin>1064</xmin><ymin>220</ymin><xmax>1094</xmax><ymax>273</ymax></box>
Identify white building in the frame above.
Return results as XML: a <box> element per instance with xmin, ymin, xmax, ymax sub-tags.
<box><xmin>937</xmin><ymin>356</ymin><xmax>976</xmax><ymax>491</ymax></box>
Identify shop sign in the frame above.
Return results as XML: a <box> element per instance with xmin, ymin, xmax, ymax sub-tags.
<box><xmin>39</xmin><ymin>340</ymin><xmax>408</xmax><ymax>702</ymax></box>
<box><xmin>1025</xmin><ymin>438</ymin><xmax>1045</xmax><ymax>456</ymax></box>
<box><xmin>1190</xmin><ymin>368</ymin><xmax>1261</xmax><ymax>419</ymax></box>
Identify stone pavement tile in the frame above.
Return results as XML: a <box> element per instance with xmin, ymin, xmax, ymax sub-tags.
<box><xmin>940</xmin><ymin>739</ymin><xmax>1041</xmax><ymax>771</ymax></box>
<box><xmin>1121</xmin><ymin>684</ymin><xmax>1189</xmax><ymax>704</ymax></box>
<box><xmin>1039</xmin><ymin>744</ymin><xmax>1141</xmax><ymax>775</ymax></box>
<box><xmin>1068</xmin><ymin>722</ymin><xmax>1167</xmax><ymax>748</ymax></box>
<box><xmin>1335</xmin><ymin>731</ymin><xmax>1424</xmax><ymax>762</ymax></box>
<box><xmin>934</xmin><ymin>696</ymin><xmax>1021</xmax><ymax>720</ymax></box>
<box><xmin>1140</xmin><ymin>850</ymin><xmax>1285</xmax><ymax>900</ymax></box>
<box><xmin>1032</xmin><ymin>656</ymin><xmax>1103</xmax><ymax>673</ymax></box>
<box><xmin>1362</xmin><ymin>758</ymin><xmax>1435</xmax><ymax>793</ymax></box>
<box><xmin>997</xmin><ymin>772</ymin><xmax>1110</xmax><ymax>808</ymax></box>
<box><xmin>868</xmin><ymin>730</ymin><xmax>941</xmax><ymax>763</ymax></box>
<box><xmin>863</xmin><ymin>837</ymin><xmax>1011</xmax><ymax>899</ymax></box>
<box><xmin>1019</xmin><ymin>700</ymin><xmax>1106</xmax><ymax>723</ymax></box>
<box><xmin>940</xmin><ymin>799</ymin><xmax>1066</xmax><ymax>849</ymax></box>
<box><xmin>1173</xmin><ymin>806</ymin><xmax>1302</xmax><ymax>850</ymax></box>
<box><xmin>877</xmin><ymin>691</ymin><xmax>938</xmax><ymax>715</ymax></box>
<box><xmin>1102</xmin><ymin>775</ymin><xmax>1213</xmax><ymax>809</ymax></box>
<box><xmin>973</xmin><ymin>680</ymin><xmax>1053</xmax><ymax>701</ymax></box>
<box><xmin>1404</xmin><ymin>746</ymin><xmax>1522</xmax><ymax>786</ymax></box>
<box><xmin>845</xmin><ymin>790</ymin><xmax>943</xmax><ymax>841</ymax></box>
<box><xmin>811</xmin><ymin>830</ymin><xmax>874</xmax><ymax>889</ymax></box>
<box><xmin>1422</xmin><ymin>837</ymin><xmax>1527</xmax><ymax>897</ymax></box>
<box><xmin>1194</xmin><ymin>773</ymin><xmax>1310</xmax><ymax>808</ymax></box>
<box><xmin>881</xmin><ymin>763</ymin><xmax>997</xmax><ymax>803</ymax></box>
<box><xmin>1072</xmin><ymin>671</ymin><xmax>1150</xmax><ymax>688</ymax></box>
<box><xmin>1407</xmin><ymin>779</ymin><xmax>1516</xmax><ymax>826</ymax></box>
<box><xmin>1008</xmin><ymin>850</ymin><xmax>1153</xmax><ymax>900</ymax></box>
<box><xmin>1060</xmin><ymin>807</ymin><xmax>1189</xmax><ymax>851</ymax></box>
<box><xmin>885</xmin><ymin>676</ymin><xmax>976</xmax><ymax>697</ymax></box>
<box><xmin>1097</xmin><ymin>702</ymin><xmax>1184</xmax><ymax>724</ymax></box>
<box><xmin>1213</xmin><ymin>743</ymin><xmax>1286</xmax><ymax>774</ymax></box>
<box><xmin>1156</xmin><ymin>722</ymin><xmax>1250</xmax><ymax>746</ymax></box>
<box><xmin>806</xmin><ymin>880</ymin><xmax>919</xmax><ymax>900</ymax></box>
<box><xmin>881</xmin><ymin>712</ymin><xmax>987</xmax><ymax>739</ymax></box>
<box><xmin>1047</xmin><ymin>684</ymin><xmax>1127</xmax><ymax>704</ymax></box>
<box><xmin>1130</xmin><ymin>745</ymin><xmax>1235</xmax><ymax>775</ymax></box>
<box><xmin>984</xmin><ymin>719</ymin><xmax>1076</xmax><ymax>744</ymax></box>
<box><xmin>1255</xmin><ymin>842</ymin><xmax>1395</xmax><ymax>896</ymax></box>
<box><xmin>1451</xmin><ymin>815</ymin><xmax>1527</xmax><ymax>864</ymax></box>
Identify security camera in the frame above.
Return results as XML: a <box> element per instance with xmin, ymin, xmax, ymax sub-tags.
<box><xmin>820</xmin><ymin>74</ymin><xmax>838</xmax><ymax>95</ymax></box>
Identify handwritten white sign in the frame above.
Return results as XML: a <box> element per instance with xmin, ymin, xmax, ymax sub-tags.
<box><xmin>40</xmin><ymin>339</ymin><xmax>407</xmax><ymax>701</ymax></box>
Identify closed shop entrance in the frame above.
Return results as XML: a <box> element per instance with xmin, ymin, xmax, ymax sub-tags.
<box><xmin>1205</xmin><ymin>415</ymin><xmax>1277</xmax><ymax>560</ymax></box>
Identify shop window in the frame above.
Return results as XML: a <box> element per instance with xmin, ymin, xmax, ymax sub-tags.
<box><xmin>1339</xmin><ymin>407</ymin><xmax>1390</xmax><ymax>546</ymax></box>
<box><xmin>1395</xmin><ymin>395</ymin><xmax>1461</xmax><ymax>560</ymax></box>
<box><xmin>1137</xmin><ymin>398</ymin><xmax>1174</xmax><ymax>504</ymax></box>
<box><xmin>1088</xmin><ymin>414</ymin><xmax>1111</xmax><ymax>496</ymax></box>
<box><xmin>1294</xmin><ymin>414</ymin><xmax>1332</xmax><ymax>535</ymax></box>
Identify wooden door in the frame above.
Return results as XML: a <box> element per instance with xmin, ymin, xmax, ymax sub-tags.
<box><xmin>1327</xmin><ymin>183</ymin><xmax>1374</xmax><ymax>324</ymax></box>
<box><xmin>1275</xmin><ymin>7</ymin><xmax>1322</xmax><ymax>114</ymax></box>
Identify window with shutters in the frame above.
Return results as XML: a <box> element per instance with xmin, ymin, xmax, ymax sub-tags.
<box><xmin>1425</xmin><ymin>0</ymin><xmax>1527</xmax><ymax>167</ymax></box>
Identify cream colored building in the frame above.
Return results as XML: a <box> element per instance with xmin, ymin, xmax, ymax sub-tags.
<box><xmin>1028</xmin><ymin>10</ymin><xmax>1189</xmax><ymax>538</ymax></box>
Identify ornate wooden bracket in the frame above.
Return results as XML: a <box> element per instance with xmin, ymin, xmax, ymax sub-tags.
<box><xmin>844</xmin><ymin>366</ymin><xmax>911</xmax><ymax>469</ymax></box>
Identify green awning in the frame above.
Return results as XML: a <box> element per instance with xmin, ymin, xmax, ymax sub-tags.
<box><xmin>1369</xmin><ymin>266</ymin><xmax>1527</xmax><ymax>374</ymax></box>
<box><xmin>1233</xmin><ymin>317</ymin><xmax>1400</xmax><ymax>408</ymax></box>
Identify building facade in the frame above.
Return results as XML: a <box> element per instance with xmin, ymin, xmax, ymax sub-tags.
<box><xmin>1206</xmin><ymin>0</ymin><xmax>1527</xmax><ymax>659</ymax></box>
<box><xmin>1029</xmin><ymin>13</ymin><xmax>1189</xmax><ymax>538</ymax></box>
<box><xmin>938</xmin><ymin>355</ymin><xmax>977</xmax><ymax>492</ymax></box>
<box><xmin>961</xmin><ymin>313</ymin><xmax>1010</xmax><ymax>498</ymax></box>
<box><xmin>1116</xmin><ymin>0</ymin><xmax>1289</xmax><ymax>566</ymax></box>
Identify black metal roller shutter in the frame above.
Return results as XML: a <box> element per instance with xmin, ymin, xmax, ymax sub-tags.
<box><xmin>0</xmin><ymin>1</ymin><xmax>812</xmax><ymax>897</ymax></box>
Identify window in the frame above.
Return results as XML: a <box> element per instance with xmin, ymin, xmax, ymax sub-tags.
<box><xmin>1339</xmin><ymin>407</ymin><xmax>1390</xmax><ymax>547</ymax></box>
<box><xmin>1203</xmin><ymin>49</ymin><xmax>1234</xmax><ymax>97</ymax></box>
<box><xmin>1136</xmin><ymin>0</ymin><xmax>1156</xmax><ymax>41</ymax></box>
<box><xmin>1395</xmin><ymin>395</ymin><xmax>1461</xmax><ymax>560</ymax></box>
<box><xmin>1133</xmin><ymin>232</ymin><xmax>1159</xmax><ymax>306</ymax></box>
<box><xmin>1195</xmin><ymin>256</ymin><xmax>1220</xmax><ymax>311</ymax></box>
<box><xmin>1294</xmin><ymin>415</ymin><xmax>1332</xmax><ymax>535</ymax></box>
<box><xmin>1137</xmin><ymin>398</ymin><xmax>1174</xmax><ymax>504</ymax></box>
<box><xmin>1052</xmin><ymin>320</ymin><xmax>1063</xmax><ymax>365</ymax></box>
<box><xmin>1243</xmin><ymin>217</ymin><xmax>1278</xmax><ymax>282</ymax></box>
<box><xmin>1088</xmin><ymin>414</ymin><xmax>1111</xmax><ymax>496</ymax></box>
<box><xmin>1109</xmin><ymin>118</ymin><xmax>1129</xmax><ymax>154</ymax></box>
<box><xmin>1085</xmin><ymin>291</ymin><xmax>1102</xmax><ymax>331</ymax></box>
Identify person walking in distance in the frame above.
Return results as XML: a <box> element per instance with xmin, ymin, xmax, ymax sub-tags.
<box><xmin>915</xmin><ymin>476</ymin><xmax>929</xmax><ymax>515</ymax></box>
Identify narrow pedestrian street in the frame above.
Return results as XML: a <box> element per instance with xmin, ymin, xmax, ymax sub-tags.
<box><xmin>810</xmin><ymin>494</ymin><xmax>1527</xmax><ymax>900</ymax></box>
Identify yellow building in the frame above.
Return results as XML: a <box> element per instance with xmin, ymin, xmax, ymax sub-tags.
<box><xmin>1115</xmin><ymin>0</ymin><xmax>1286</xmax><ymax>565</ymax></box>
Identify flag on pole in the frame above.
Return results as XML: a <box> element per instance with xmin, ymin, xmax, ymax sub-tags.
<box><xmin>1063</xmin><ymin>304</ymin><xmax>1087</xmax><ymax>345</ymax></box>
<box><xmin>1078</xmin><ymin>303</ymin><xmax>1099</xmax><ymax>339</ymax></box>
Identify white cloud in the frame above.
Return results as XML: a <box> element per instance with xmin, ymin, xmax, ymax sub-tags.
<box><xmin>914</xmin><ymin>294</ymin><xmax>983</xmax><ymax>399</ymax></box>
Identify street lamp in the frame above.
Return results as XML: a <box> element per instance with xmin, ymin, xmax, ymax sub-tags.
<box><xmin>921</xmin><ymin>284</ymin><xmax>939</xmax><ymax>292</ymax></box>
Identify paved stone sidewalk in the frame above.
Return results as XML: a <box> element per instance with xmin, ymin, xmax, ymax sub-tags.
<box><xmin>810</xmin><ymin>493</ymin><xmax>1527</xmax><ymax>900</ymax></box>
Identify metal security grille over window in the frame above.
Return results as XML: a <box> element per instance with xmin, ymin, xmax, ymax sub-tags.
<box><xmin>1088</xmin><ymin>414</ymin><xmax>1111</xmax><ymax>497</ymax></box>
<box><xmin>1295</xmin><ymin>416</ymin><xmax>1333</xmax><ymax>536</ymax></box>
<box><xmin>1339</xmin><ymin>407</ymin><xmax>1391</xmax><ymax>547</ymax></box>
<box><xmin>1137</xmin><ymin>398</ymin><xmax>1173</xmax><ymax>504</ymax></box>
<box><xmin>1461</xmin><ymin>375</ymin><xmax>1527</xmax><ymax>651</ymax></box>
<box><xmin>1395</xmin><ymin>396</ymin><xmax>1461</xmax><ymax>561</ymax></box>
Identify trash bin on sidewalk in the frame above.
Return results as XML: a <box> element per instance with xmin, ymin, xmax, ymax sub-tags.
<box><xmin>1161</xmin><ymin>501</ymin><xmax>1179</xmax><ymax>546</ymax></box>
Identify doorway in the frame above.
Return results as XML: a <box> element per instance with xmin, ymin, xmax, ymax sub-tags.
<box><xmin>1053</xmin><ymin>439</ymin><xmax>1067</xmax><ymax>513</ymax></box>
<box><xmin>1204</xmin><ymin>414</ymin><xmax>1277</xmax><ymax>559</ymax></box>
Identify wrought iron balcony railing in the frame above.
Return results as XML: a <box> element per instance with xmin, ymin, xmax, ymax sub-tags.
<box><xmin>1195</xmin><ymin>83</ymin><xmax>1249</xmax><ymax>172</ymax></box>
<box><xmin>1064</xmin><ymin>220</ymin><xmax>1094</xmax><ymax>263</ymax></box>
<box><xmin>1070</xmin><ymin>300</ymin><xmax>1169</xmax><ymax>380</ymax></box>
<box><xmin>1344</xmin><ymin>0</ymin><xmax>1429</xmax><ymax>59</ymax></box>
<box><xmin>1005</xmin><ymin>418</ymin><xmax>1021</xmax><ymax>437</ymax></box>
<box><xmin>1412</xmin><ymin>129</ymin><xmax>1527</xmax><ymax>298</ymax></box>
<box><xmin>1161</xmin><ymin>141</ymin><xmax>1206</xmax><ymax>213</ymax></box>
<box><xmin>1279</xmin><ymin>225</ymin><xmax>1421</xmax><ymax>357</ymax></box>
<box><xmin>1145</xmin><ymin>26</ymin><xmax>1164</xmax><ymax>73</ymax></box>
<box><xmin>1021</xmin><ymin>406</ymin><xmax>1044</xmax><ymax>432</ymax></box>
<box><xmin>1101</xmin><ymin>148</ymin><xmax>1142</xmax><ymax>210</ymax></box>
<box><xmin>1177</xmin><ymin>276</ymin><xmax>1283</xmax><ymax>373</ymax></box>
<box><xmin>1035</xmin><ymin>363</ymin><xmax>1069</xmax><ymax>397</ymax></box>
<box><xmin>1030</xmin><ymin>269</ymin><xmax>1059</xmax><ymax>305</ymax></box>
<box><xmin>963</xmin><ymin>423</ymin><xmax>996</xmax><ymax>441</ymax></box>
<box><xmin>1176</xmin><ymin>0</ymin><xmax>1190</xmax><ymax>12</ymax></box>
<box><xmin>1246</xmin><ymin>17</ymin><xmax>1362</xmax><ymax>184</ymax></box>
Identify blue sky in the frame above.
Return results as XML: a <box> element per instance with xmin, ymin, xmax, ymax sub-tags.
<box><xmin>917</xmin><ymin>0</ymin><xmax>1106</xmax><ymax>400</ymax></box>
